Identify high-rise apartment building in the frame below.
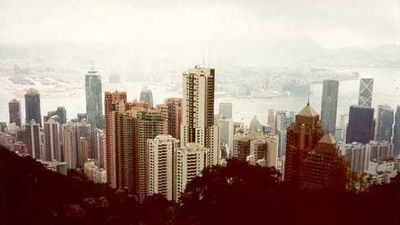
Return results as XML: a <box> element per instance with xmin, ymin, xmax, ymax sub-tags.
<box><xmin>346</xmin><ymin>106</ymin><xmax>374</xmax><ymax>144</ymax></box>
<box><xmin>181</xmin><ymin>66</ymin><xmax>219</xmax><ymax>166</ymax></box>
<box><xmin>105</xmin><ymin>91</ymin><xmax>127</xmax><ymax>189</ymax></box>
<box><xmin>148</xmin><ymin>135</ymin><xmax>179</xmax><ymax>201</ymax></box>
<box><xmin>358</xmin><ymin>78</ymin><xmax>374</xmax><ymax>107</ymax></box>
<box><xmin>25</xmin><ymin>88</ymin><xmax>42</xmax><ymax>126</ymax></box>
<box><xmin>9</xmin><ymin>98</ymin><xmax>21</xmax><ymax>127</ymax></box>
<box><xmin>267</xmin><ymin>109</ymin><xmax>275</xmax><ymax>132</ymax></box>
<box><xmin>375</xmin><ymin>105</ymin><xmax>394</xmax><ymax>142</ymax></box>
<box><xmin>173</xmin><ymin>143</ymin><xmax>208</xmax><ymax>201</ymax></box>
<box><xmin>91</xmin><ymin>128</ymin><xmax>106</xmax><ymax>169</ymax></box>
<box><xmin>340</xmin><ymin>142</ymin><xmax>369</xmax><ymax>173</ymax></box>
<box><xmin>140</xmin><ymin>87</ymin><xmax>154</xmax><ymax>107</ymax></box>
<box><xmin>85</xmin><ymin>67</ymin><xmax>103</xmax><ymax>129</ymax></box>
<box><xmin>157</xmin><ymin>98</ymin><xmax>182</xmax><ymax>139</ymax></box>
<box><xmin>44</xmin><ymin>107</ymin><xmax>67</xmax><ymax>124</ymax></box>
<box><xmin>321</xmin><ymin>80</ymin><xmax>339</xmax><ymax>135</ymax></box>
<box><xmin>105</xmin><ymin>91</ymin><xmax>167</xmax><ymax>200</ymax></box>
<box><xmin>393</xmin><ymin>106</ymin><xmax>400</xmax><ymax>156</ymax></box>
<box><xmin>63</xmin><ymin>123</ymin><xmax>78</xmax><ymax>169</ymax></box>
<box><xmin>219</xmin><ymin>102</ymin><xmax>232</xmax><ymax>119</ymax></box>
<box><xmin>44</xmin><ymin>117</ymin><xmax>61</xmax><ymax>161</ymax></box>
<box><xmin>25</xmin><ymin>120</ymin><xmax>42</xmax><ymax>159</ymax></box>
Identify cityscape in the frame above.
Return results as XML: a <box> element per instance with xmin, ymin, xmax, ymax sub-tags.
<box><xmin>1</xmin><ymin>1</ymin><xmax>400</xmax><ymax>225</ymax></box>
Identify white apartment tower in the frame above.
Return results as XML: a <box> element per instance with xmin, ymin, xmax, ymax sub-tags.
<box><xmin>181</xmin><ymin>66</ymin><xmax>219</xmax><ymax>166</ymax></box>
<box><xmin>173</xmin><ymin>143</ymin><xmax>208</xmax><ymax>201</ymax></box>
<box><xmin>148</xmin><ymin>135</ymin><xmax>179</xmax><ymax>201</ymax></box>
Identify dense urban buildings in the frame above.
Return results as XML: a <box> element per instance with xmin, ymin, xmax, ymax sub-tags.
<box><xmin>43</xmin><ymin>107</ymin><xmax>67</xmax><ymax>124</ymax></box>
<box><xmin>159</xmin><ymin>98</ymin><xmax>182</xmax><ymax>140</ymax></box>
<box><xmin>25</xmin><ymin>88</ymin><xmax>42</xmax><ymax>126</ymax></box>
<box><xmin>8</xmin><ymin>99</ymin><xmax>21</xmax><ymax>127</ymax></box>
<box><xmin>375</xmin><ymin>105</ymin><xmax>394</xmax><ymax>142</ymax></box>
<box><xmin>320</xmin><ymin>79</ymin><xmax>339</xmax><ymax>135</ymax></box>
<box><xmin>346</xmin><ymin>106</ymin><xmax>374</xmax><ymax>144</ymax></box>
<box><xmin>358</xmin><ymin>78</ymin><xmax>374</xmax><ymax>108</ymax></box>
<box><xmin>85</xmin><ymin>67</ymin><xmax>103</xmax><ymax>129</ymax></box>
<box><xmin>181</xmin><ymin>66</ymin><xmax>219</xmax><ymax>166</ymax></box>
<box><xmin>139</xmin><ymin>87</ymin><xmax>154</xmax><ymax>107</ymax></box>
<box><xmin>394</xmin><ymin>106</ymin><xmax>400</xmax><ymax>156</ymax></box>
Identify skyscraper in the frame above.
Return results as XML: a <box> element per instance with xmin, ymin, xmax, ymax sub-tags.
<box><xmin>249</xmin><ymin>115</ymin><xmax>261</xmax><ymax>133</ymax></box>
<box><xmin>25</xmin><ymin>120</ymin><xmax>42</xmax><ymax>159</ymax></box>
<box><xmin>44</xmin><ymin>107</ymin><xmax>67</xmax><ymax>124</ymax></box>
<box><xmin>275</xmin><ymin>111</ymin><xmax>295</xmax><ymax>156</ymax></box>
<box><xmin>218</xmin><ymin>117</ymin><xmax>234</xmax><ymax>158</ymax></box>
<box><xmin>105</xmin><ymin>91</ymin><xmax>127</xmax><ymax>189</ymax></box>
<box><xmin>148</xmin><ymin>135</ymin><xmax>179</xmax><ymax>201</ymax></box>
<box><xmin>91</xmin><ymin>129</ymin><xmax>106</xmax><ymax>169</ymax></box>
<box><xmin>219</xmin><ymin>102</ymin><xmax>233</xmax><ymax>119</ymax></box>
<box><xmin>25</xmin><ymin>88</ymin><xmax>42</xmax><ymax>126</ymax></box>
<box><xmin>393</xmin><ymin>106</ymin><xmax>400</xmax><ymax>156</ymax></box>
<box><xmin>358</xmin><ymin>78</ymin><xmax>374</xmax><ymax>107</ymax></box>
<box><xmin>140</xmin><ymin>87</ymin><xmax>154</xmax><ymax>107</ymax></box>
<box><xmin>181</xmin><ymin>66</ymin><xmax>219</xmax><ymax>166</ymax></box>
<box><xmin>158</xmin><ymin>98</ymin><xmax>182</xmax><ymax>140</ymax></box>
<box><xmin>321</xmin><ymin>80</ymin><xmax>339</xmax><ymax>135</ymax></box>
<box><xmin>375</xmin><ymin>105</ymin><xmax>394</xmax><ymax>142</ymax></box>
<box><xmin>267</xmin><ymin>109</ymin><xmax>275</xmax><ymax>131</ymax></box>
<box><xmin>284</xmin><ymin>103</ymin><xmax>324</xmax><ymax>186</ymax></box>
<box><xmin>299</xmin><ymin>134</ymin><xmax>347</xmax><ymax>191</ymax></box>
<box><xmin>105</xmin><ymin>91</ymin><xmax>167</xmax><ymax>200</ymax></box>
<box><xmin>63</xmin><ymin>123</ymin><xmax>78</xmax><ymax>169</ymax></box>
<box><xmin>44</xmin><ymin>117</ymin><xmax>61</xmax><ymax>161</ymax></box>
<box><xmin>85</xmin><ymin>67</ymin><xmax>103</xmax><ymax>129</ymax></box>
<box><xmin>9</xmin><ymin>98</ymin><xmax>21</xmax><ymax>127</ymax></box>
<box><xmin>173</xmin><ymin>143</ymin><xmax>208</xmax><ymax>201</ymax></box>
<box><xmin>346</xmin><ymin>106</ymin><xmax>374</xmax><ymax>144</ymax></box>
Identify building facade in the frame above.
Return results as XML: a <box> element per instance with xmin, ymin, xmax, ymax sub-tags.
<box><xmin>321</xmin><ymin>80</ymin><xmax>339</xmax><ymax>135</ymax></box>
<box><xmin>9</xmin><ymin>98</ymin><xmax>21</xmax><ymax>127</ymax></box>
<box><xmin>358</xmin><ymin>78</ymin><xmax>374</xmax><ymax>107</ymax></box>
<box><xmin>25</xmin><ymin>88</ymin><xmax>42</xmax><ymax>126</ymax></box>
<box><xmin>375</xmin><ymin>105</ymin><xmax>394</xmax><ymax>142</ymax></box>
<box><xmin>346</xmin><ymin>106</ymin><xmax>374</xmax><ymax>144</ymax></box>
<box><xmin>85</xmin><ymin>67</ymin><xmax>103</xmax><ymax>129</ymax></box>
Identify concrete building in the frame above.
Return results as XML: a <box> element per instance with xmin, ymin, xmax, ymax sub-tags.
<box><xmin>375</xmin><ymin>105</ymin><xmax>394</xmax><ymax>142</ymax></box>
<box><xmin>346</xmin><ymin>106</ymin><xmax>374</xmax><ymax>144</ymax></box>
<box><xmin>174</xmin><ymin>143</ymin><xmax>208</xmax><ymax>202</ymax></box>
<box><xmin>148</xmin><ymin>135</ymin><xmax>179</xmax><ymax>201</ymax></box>
<box><xmin>284</xmin><ymin>102</ymin><xmax>324</xmax><ymax>187</ymax></box>
<box><xmin>157</xmin><ymin>98</ymin><xmax>182</xmax><ymax>140</ymax></box>
<box><xmin>321</xmin><ymin>80</ymin><xmax>339</xmax><ymax>135</ymax></box>
<box><xmin>394</xmin><ymin>106</ymin><xmax>400</xmax><ymax>156</ymax></box>
<box><xmin>25</xmin><ymin>88</ymin><xmax>42</xmax><ymax>126</ymax></box>
<box><xmin>249</xmin><ymin>115</ymin><xmax>261</xmax><ymax>134</ymax></box>
<box><xmin>218</xmin><ymin>117</ymin><xmax>234</xmax><ymax>158</ymax></box>
<box><xmin>44</xmin><ymin>117</ymin><xmax>61</xmax><ymax>161</ymax></box>
<box><xmin>24</xmin><ymin>120</ymin><xmax>42</xmax><ymax>159</ymax></box>
<box><xmin>63</xmin><ymin>123</ymin><xmax>78</xmax><ymax>169</ymax></box>
<box><xmin>9</xmin><ymin>98</ymin><xmax>21</xmax><ymax>127</ymax></box>
<box><xmin>358</xmin><ymin>78</ymin><xmax>374</xmax><ymax>108</ymax></box>
<box><xmin>91</xmin><ymin>129</ymin><xmax>106</xmax><ymax>169</ymax></box>
<box><xmin>85</xmin><ymin>66</ymin><xmax>103</xmax><ymax>129</ymax></box>
<box><xmin>366</xmin><ymin>159</ymin><xmax>397</xmax><ymax>184</ymax></box>
<box><xmin>275</xmin><ymin>111</ymin><xmax>295</xmax><ymax>156</ymax></box>
<box><xmin>181</xmin><ymin>66</ymin><xmax>219</xmax><ymax>166</ymax></box>
<box><xmin>340</xmin><ymin>142</ymin><xmax>369</xmax><ymax>173</ymax></box>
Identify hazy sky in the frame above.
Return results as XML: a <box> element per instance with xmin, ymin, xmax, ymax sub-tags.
<box><xmin>0</xmin><ymin>0</ymin><xmax>399</xmax><ymax>48</ymax></box>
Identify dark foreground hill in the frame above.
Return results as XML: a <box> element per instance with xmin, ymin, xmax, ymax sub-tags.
<box><xmin>0</xmin><ymin>145</ymin><xmax>399</xmax><ymax>225</ymax></box>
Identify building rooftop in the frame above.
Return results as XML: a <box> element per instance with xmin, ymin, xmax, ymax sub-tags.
<box><xmin>319</xmin><ymin>134</ymin><xmax>336</xmax><ymax>145</ymax></box>
<box><xmin>298</xmin><ymin>102</ymin><xmax>319</xmax><ymax>117</ymax></box>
